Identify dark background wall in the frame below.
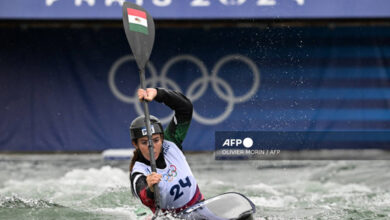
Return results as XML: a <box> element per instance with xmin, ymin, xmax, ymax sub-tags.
<box><xmin>1</xmin><ymin>21</ymin><xmax>390</xmax><ymax>152</ymax></box>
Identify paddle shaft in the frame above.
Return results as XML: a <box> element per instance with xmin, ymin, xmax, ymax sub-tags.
<box><xmin>139</xmin><ymin>68</ymin><xmax>161</xmax><ymax>212</ymax></box>
<box><xmin>121</xmin><ymin>2</ymin><xmax>159</xmax><ymax>216</ymax></box>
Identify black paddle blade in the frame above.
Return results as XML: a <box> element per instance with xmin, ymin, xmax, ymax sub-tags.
<box><xmin>122</xmin><ymin>2</ymin><xmax>155</xmax><ymax>70</ymax></box>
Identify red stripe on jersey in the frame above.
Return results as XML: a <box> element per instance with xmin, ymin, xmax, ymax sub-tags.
<box><xmin>139</xmin><ymin>188</ymin><xmax>156</xmax><ymax>213</ymax></box>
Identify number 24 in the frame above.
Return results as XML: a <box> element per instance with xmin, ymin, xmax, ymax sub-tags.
<box><xmin>170</xmin><ymin>176</ymin><xmax>192</xmax><ymax>201</ymax></box>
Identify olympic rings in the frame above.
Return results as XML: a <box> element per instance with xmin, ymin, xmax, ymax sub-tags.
<box><xmin>160</xmin><ymin>55</ymin><xmax>208</xmax><ymax>101</ymax></box>
<box><xmin>211</xmin><ymin>54</ymin><xmax>260</xmax><ymax>103</ymax></box>
<box><xmin>108</xmin><ymin>56</ymin><xmax>158</xmax><ymax>103</ymax></box>
<box><xmin>108</xmin><ymin>54</ymin><xmax>261</xmax><ymax>125</ymax></box>
<box><xmin>163</xmin><ymin>165</ymin><xmax>177</xmax><ymax>182</ymax></box>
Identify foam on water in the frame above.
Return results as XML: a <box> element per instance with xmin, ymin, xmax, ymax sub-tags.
<box><xmin>1</xmin><ymin>166</ymin><xmax>130</xmax><ymax>207</ymax></box>
<box><xmin>0</xmin><ymin>196</ymin><xmax>63</xmax><ymax>208</ymax></box>
<box><xmin>246</xmin><ymin>183</ymin><xmax>282</xmax><ymax>196</ymax></box>
<box><xmin>0</xmin><ymin>164</ymin><xmax>141</xmax><ymax>219</ymax></box>
<box><xmin>1</xmin><ymin>154</ymin><xmax>390</xmax><ymax>219</ymax></box>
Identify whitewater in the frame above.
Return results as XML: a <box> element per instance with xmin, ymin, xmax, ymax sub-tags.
<box><xmin>1</xmin><ymin>153</ymin><xmax>390</xmax><ymax>219</ymax></box>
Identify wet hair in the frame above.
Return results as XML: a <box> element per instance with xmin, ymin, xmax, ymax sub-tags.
<box><xmin>129</xmin><ymin>147</ymin><xmax>139</xmax><ymax>172</ymax></box>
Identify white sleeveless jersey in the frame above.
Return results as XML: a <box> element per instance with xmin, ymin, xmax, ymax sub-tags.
<box><xmin>132</xmin><ymin>140</ymin><xmax>198</xmax><ymax>210</ymax></box>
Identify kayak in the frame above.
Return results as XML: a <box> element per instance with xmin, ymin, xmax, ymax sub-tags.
<box><xmin>177</xmin><ymin>192</ymin><xmax>256</xmax><ymax>220</ymax></box>
<box><xmin>135</xmin><ymin>192</ymin><xmax>256</xmax><ymax>220</ymax></box>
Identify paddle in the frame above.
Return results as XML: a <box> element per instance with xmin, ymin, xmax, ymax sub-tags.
<box><xmin>121</xmin><ymin>2</ymin><xmax>160</xmax><ymax>218</ymax></box>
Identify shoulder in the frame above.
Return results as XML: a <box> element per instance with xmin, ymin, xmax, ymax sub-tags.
<box><xmin>131</xmin><ymin>161</ymin><xmax>151</xmax><ymax>176</ymax></box>
<box><xmin>162</xmin><ymin>140</ymin><xmax>186</xmax><ymax>161</ymax></box>
<box><xmin>162</xmin><ymin>140</ymin><xmax>182</xmax><ymax>153</ymax></box>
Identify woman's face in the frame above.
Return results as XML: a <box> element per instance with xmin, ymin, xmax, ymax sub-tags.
<box><xmin>132</xmin><ymin>134</ymin><xmax>163</xmax><ymax>161</ymax></box>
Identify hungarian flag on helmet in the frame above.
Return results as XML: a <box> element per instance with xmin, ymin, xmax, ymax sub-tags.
<box><xmin>127</xmin><ymin>8</ymin><xmax>148</xmax><ymax>35</ymax></box>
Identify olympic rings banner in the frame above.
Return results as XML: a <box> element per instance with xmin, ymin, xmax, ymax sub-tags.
<box><xmin>1</xmin><ymin>0</ymin><xmax>390</xmax><ymax>19</ymax></box>
<box><xmin>1</xmin><ymin>26</ymin><xmax>390</xmax><ymax>151</ymax></box>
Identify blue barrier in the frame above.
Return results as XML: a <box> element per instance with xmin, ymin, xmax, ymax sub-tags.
<box><xmin>0</xmin><ymin>26</ymin><xmax>390</xmax><ymax>151</ymax></box>
<box><xmin>0</xmin><ymin>0</ymin><xmax>390</xmax><ymax>19</ymax></box>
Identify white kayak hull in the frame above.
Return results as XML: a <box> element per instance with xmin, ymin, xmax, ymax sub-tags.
<box><xmin>178</xmin><ymin>192</ymin><xmax>256</xmax><ymax>220</ymax></box>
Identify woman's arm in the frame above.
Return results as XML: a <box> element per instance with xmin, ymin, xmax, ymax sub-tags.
<box><xmin>154</xmin><ymin>88</ymin><xmax>193</xmax><ymax>151</ymax></box>
<box><xmin>130</xmin><ymin>172</ymin><xmax>161</xmax><ymax>213</ymax></box>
